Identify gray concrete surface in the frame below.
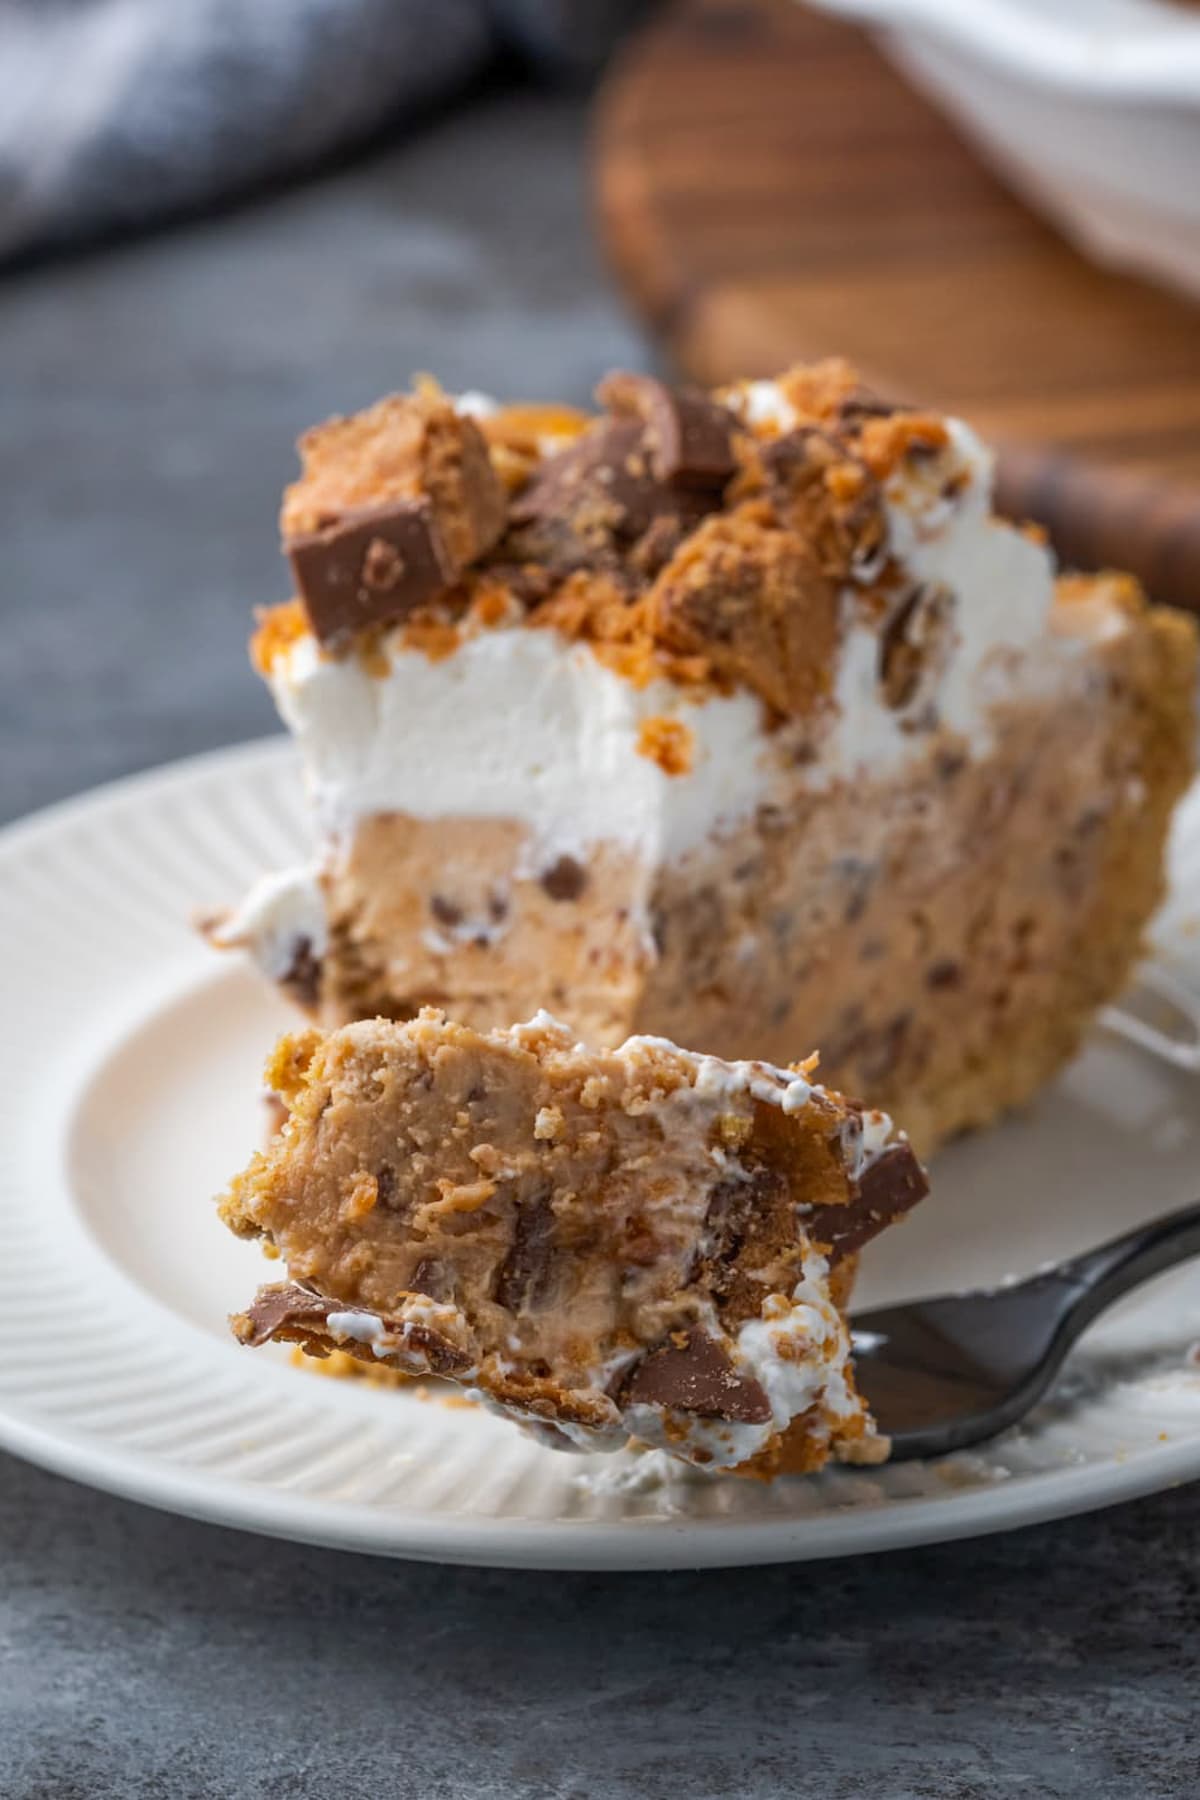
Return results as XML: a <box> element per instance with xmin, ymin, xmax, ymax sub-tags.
<box><xmin>1</xmin><ymin>85</ymin><xmax>1198</xmax><ymax>1800</ymax></box>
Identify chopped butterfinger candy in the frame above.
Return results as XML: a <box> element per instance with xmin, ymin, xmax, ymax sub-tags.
<box><xmin>878</xmin><ymin>583</ymin><xmax>954</xmax><ymax>711</ymax></box>
<box><xmin>508</xmin><ymin>372</ymin><xmax>737</xmax><ymax>578</ymax></box>
<box><xmin>286</xmin><ymin>500</ymin><xmax>457</xmax><ymax>648</ymax></box>
<box><xmin>596</xmin><ymin>371</ymin><xmax>738</xmax><ymax>488</ymax></box>
<box><xmin>800</xmin><ymin>1142</ymin><xmax>931</xmax><ymax>1261</ymax></box>
<box><xmin>508</xmin><ymin>416</ymin><xmax>720</xmax><ymax>570</ymax></box>
<box><xmin>649</xmin><ymin>505</ymin><xmax>839</xmax><ymax>717</ymax></box>
<box><xmin>281</xmin><ymin>388</ymin><xmax>506</xmax><ymax>639</ymax></box>
<box><xmin>762</xmin><ymin>427</ymin><xmax>888</xmax><ymax>581</ymax></box>
<box><xmin>234</xmin><ymin>1283</ymin><xmax>474</xmax><ymax>1376</ymax></box>
<box><xmin>219</xmin><ymin>1009</ymin><xmax>927</xmax><ymax>1475</ymax></box>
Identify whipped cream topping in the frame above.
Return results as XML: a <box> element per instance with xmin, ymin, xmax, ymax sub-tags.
<box><xmin>852</xmin><ymin>1105</ymin><xmax>895</xmax><ymax>1176</ymax></box>
<box><xmin>323</xmin><ymin>1309</ymin><xmax>397</xmax><ymax>1355</ymax></box>
<box><xmin>211</xmin><ymin>864</ymin><xmax>328</xmax><ymax>978</ymax></box>
<box><xmin>320</xmin><ymin>1295</ymin><xmax>479</xmax><ymax>1377</ymax></box>
<box><xmin>453</xmin><ymin>391</ymin><xmax>499</xmax><ymax>421</ymax></box>
<box><xmin>263</xmin><ymin>388</ymin><xmax>1127</xmax><ymax>878</ymax></box>
<box><xmin>574</xmin><ymin>1026</ymin><xmax>838</xmax><ymax>1123</ymax></box>
<box><xmin>823</xmin><ymin>417</ymin><xmax>1064</xmax><ymax>782</ymax></box>
<box><xmin>268</xmin><ymin>625</ymin><xmax>770</xmax><ymax>864</ymax></box>
<box><xmin>687</xmin><ymin>1045</ymin><xmax>818</xmax><ymax>1115</ymax></box>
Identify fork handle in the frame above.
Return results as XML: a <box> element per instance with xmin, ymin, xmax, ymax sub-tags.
<box><xmin>1051</xmin><ymin>1198</ymin><xmax>1200</xmax><ymax>1331</ymax></box>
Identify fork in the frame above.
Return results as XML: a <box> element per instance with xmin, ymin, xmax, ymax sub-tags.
<box><xmin>850</xmin><ymin>1200</ymin><xmax>1200</xmax><ymax>1461</ymax></box>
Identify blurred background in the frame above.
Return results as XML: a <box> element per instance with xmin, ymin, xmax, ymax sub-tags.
<box><xmin>4</xmin><ymin>7</ymin><xmax>1200</xmax><ymax>1795</ymax></box>
<box><xmin>3</xmin><ymin>0</ymin><xmax>1200</xmax><ymax>826</ymax></box>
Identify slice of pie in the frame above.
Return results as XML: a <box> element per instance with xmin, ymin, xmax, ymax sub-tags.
<box><xmin>211</xmin><ymin>363</ymin><xmax>1197</xmax><ymax>1156</ymax></box>
<box><xmin>221</xmin><ymin>1010</ymin><xmax>927</xmax><ymax>1476</ymax></box>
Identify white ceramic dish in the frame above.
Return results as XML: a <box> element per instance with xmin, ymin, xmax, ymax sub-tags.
<box><xmin>808</xmin><ymin>0</ymin><xmax>1200</xmax><ymax>299</ymax></box>
<box><xmin>2</xmin><ymin>739</ymin><xmax>1200</xmax><ymax>1569</ymax></box>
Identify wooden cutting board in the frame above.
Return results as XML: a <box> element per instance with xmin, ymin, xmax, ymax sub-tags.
<box><xmin>594</xmin><ymin>0</ymin><xmax>1200</xmax><ymax>611</ymax></box>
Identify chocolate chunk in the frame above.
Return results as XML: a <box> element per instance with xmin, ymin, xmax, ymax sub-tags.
<box><xmin>703</xmin><ymin>1176</ymin><xmax>758</xmax><ymax>1257</ymax></box>
<box><xmin>486</xmin><ymin>559</ymin><xmax>558</xmax><ymax>609</ymax></box>
<box><xmin>699</xmin><ymin>1170</ymin><xmax>783</xmax><ymax>1299</ymax></box>
<box><xmin>287</xmin><ymin>499</ymin><xmax>457</xmax><ymax>647</ymax></box>
<box><xmin>596</xmin><ymin>372</ymin><xmax>737</xmax><ymax>489</ymax></box>
<box><xmin>508</xmin><ymin>412</ymin><xmax>726</xmax><ymax>577</ymax></box>
<box><xmin>513</xmin><ymin>419</ymin><xmax>703</xmax><ymax>539</ymax></box>
<box><xmin>235</xmin><ymin>1283</ymin><xmax>331</xmax><ymax>1346</ymax></box>
<box><xmin>836</xmin><ymin>387</ymin><xmax>905</xmax><ymax>426</ymax></box>
<box><xmin>282</xmin><ymin>389</ymin><xmax>505</xmax><ymax>582</ymax></box>
<box><xmin>620</xmin><ymin>1327</ymin><xmax>772</xmax><ymax>1423</ymax></box>
<box><xmin>801</xmin><ymin>1143</ymin><xmax>928</xmax><ymax>1264</ymax></box>
<box><xmin>493</xmin><ymin>1185</ymin><xmax>560</xmax><ymax>1313</ymax></box>
<box><xmin>649</xmin><ymin>907</ymin><xmax>668</xmax><ymax>956</ymax></box>
<box><xmin>878</xmin><ymin>584</ymin><xmax>951</xmax><ymax>710</ymax></box>
<box><xmin>233</xmin><ymin>1283</ymin><xmax>471</xmax><ymax>1375</ymax></box>
<box><xmin>280</xmin><ymin>935</ymin><xmax>322</xmax><ymax>1011</ymax></box>
<box><xmin>836</xmin><ymin>856</ymin><xmax>876</xmax><ymax>925</ymax></box>
<box><xmin>540</xmin><ymin>855</ymin><xmax>588</xmax><ymax>902</ymax></box>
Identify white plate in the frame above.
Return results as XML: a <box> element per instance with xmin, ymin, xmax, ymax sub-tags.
<box><xmin>2</xmin><ymin>740</ymin><xmax>1200</xmax><ymax>1570</ymax></box>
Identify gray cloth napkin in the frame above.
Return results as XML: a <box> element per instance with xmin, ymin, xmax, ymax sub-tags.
<box><xmin>0</xmin><ymin>0</ymin><xmax>646</xmax><ymax>262</ymax></box>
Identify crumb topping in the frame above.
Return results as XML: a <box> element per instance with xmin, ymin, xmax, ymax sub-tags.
<box><xmin>281</xmin><ymin>378</ymin><xmax>505</xmax><ymax>569</ymax></box>
<box><xmin>257</xmin><ymin>358</ymin><xmax>1067</xmax><ymax>719</ymax></box>
<box><xmin>636</xmin><ymin>715</ymin><xmax>695</xmax><ymax>777</ymax></box>
<box><xmin>477</xmin><ymin>403</ymin><xmax>590</xmax><ymax>492</ymax></box>
<box><xmin>251</xmin><ymin>598</ymin><xmax>309</xmax><ymax>676</ymax></box>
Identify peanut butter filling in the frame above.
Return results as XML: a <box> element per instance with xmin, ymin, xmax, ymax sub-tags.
<box><xmin>222</xmin><ymin>1010</ymin><xmax>926</xmax><ymax>1471</ymax></box>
